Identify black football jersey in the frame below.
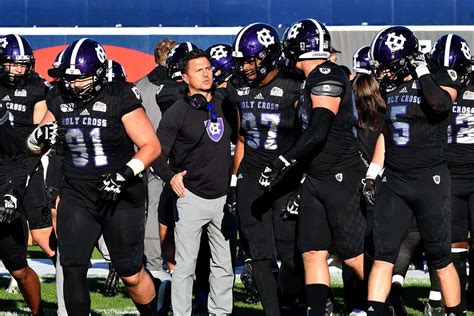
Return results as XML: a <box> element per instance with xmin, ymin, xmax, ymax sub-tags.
<box><xmin>298</xmin><ymin>61</ymin><xmax>360</xmax><ymax>177</ymax></box>
<box><xmin>226</xmin><ymin>72</ymin><xmax>301</xmax><ymax>172</ymax></box>
<box><xmin>47</xmin><ymin>81</ymin><xmax>142</xmax><ymax>180</ymax></box>
<box><xmin>383</xmin><ymin>67</ymin><xmax>460</xmax><ymax>172</ymax></box>
<box><xmin>447</xmin><ymin>80</ymin><xmax>474</xmax><ymax>175</ymax></box>
<box><xmin>155</xmin><ymin>78</ymin><xmax>186</xmax><ymax>115</ymax></box>
<box><xmin>0</xmin><ymin>72</ymin><xmax>50</xmax><ymax>144</ymax></box>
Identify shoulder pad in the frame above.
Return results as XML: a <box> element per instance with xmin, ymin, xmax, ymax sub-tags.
<box><xmin>310</xmin><ymin>80</ymin><xmax>344</xmax><ymax>97</ymax></box>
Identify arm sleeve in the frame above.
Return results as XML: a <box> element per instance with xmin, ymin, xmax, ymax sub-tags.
<box><xmin>150</xmin><ymin>105</ymin><xmax>183</xmax><ymax>183</ymax></box>
<box><xmin>284</xmin><ymin>107</ymin><xmax>335</xmax><ymax>162</ymax></box>
<box><xmin>418</xmin><ymin>68</ymin><xmax>458</xmax><ymax>114</ymax></box>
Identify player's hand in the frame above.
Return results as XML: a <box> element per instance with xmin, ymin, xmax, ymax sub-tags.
<box><xmin>97</xmin><ymin>165</ymin><xmax>135</xmax><ymax>201</ymax></box>
<box><xmin>281</xmin><ymin>175</ymin><xmax>305</xmax><ymax>221</ymax></box>
<box><xmin>170</xmin><ymin>170</ymin><xmax>187</xmax><ymax>198</ymax></box>
<box><xmin>408</xmin><ymin>53</ymin><xmax>430</xmax><ymax>78</ymax></box>
<box><xmin>37</xmin><ymin>121</ymin><xmax>60</xmax><ymax>145</ymax></box>
<box><xmin>225</xmin><ymin>185</ymin><xmax>237</xmax><ymax>215</ymax></box>
<box><xmin>258</xmin><ymin>155</ymin><xmax>296</xmax><ymax>192</ymax></box>
<box><xmin>0</xmin><ymin>194</ymin><xmax>18</xmax><ymax>224</ymax></box>
<box><xmin>361</xmin><ymin>178</ymin><xmax>377</xmax><ymax>206</ymax></box>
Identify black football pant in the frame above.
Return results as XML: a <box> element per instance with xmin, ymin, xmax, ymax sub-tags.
<box><xmin>237</xmin><ymin>167</ymin><xmax>303</xmax><ymax>315</ymax></box>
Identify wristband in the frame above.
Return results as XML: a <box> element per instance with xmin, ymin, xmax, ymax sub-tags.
<box><xmin>126</xmin><ymin>158</ymin><xmax>145</xmax><ymax>176</ymax></box>
<box><xmin>415</xmin><ymin>65</ymin><xmax>430</xmax><ymax>78</ymax></box>
<box><xmin>230</xmin><ymin>174</ymin><xmax>238</xmax><ymax>187</ymax></box>
<box><xmin>366</xmin><ymin>162</ymin><xmax>382</xmax><ymax>180</ymax></box>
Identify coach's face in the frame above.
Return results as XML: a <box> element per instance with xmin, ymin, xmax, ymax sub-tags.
<box><xmin>183</xmin><ymin>57</ymin><xmax>213</xmax><ymax>92</ymax></box>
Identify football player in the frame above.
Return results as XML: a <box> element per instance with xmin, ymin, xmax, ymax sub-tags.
<box><xmin>228</xmin><ymin>22</ymin><xmax>305</xmax><ymax>315</ymax></box>
<box><xmin>27</xmin><ymin>38</ymin><xmax>161</xmax><ymax>315</ymax></box>
<box><xmin>0</xmin><ymin>34</ymin><xmax>56</xmax><ymax>262</ymax></box>
<box><xmin>426</xmin><ymin>33</ymin><xmax>473</xmax><ymax>314</ymax></box>
<box><xmin>263</xmin><ymin>19</ymin><xmax>367</xmax><ymax>315</ymax></box>
<box><xmin>363</xmin><ymin>26</ymin><xmax>464</xmax><ymax>315</ymax></box>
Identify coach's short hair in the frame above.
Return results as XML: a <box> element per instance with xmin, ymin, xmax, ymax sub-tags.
<box><xmin>179</xmin><ymin>49</ymin><xmax>211</xmax><ymax>74</ymax></box>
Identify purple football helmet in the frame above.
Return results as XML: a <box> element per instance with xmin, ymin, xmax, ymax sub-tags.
<box><xmin>58</xmin><ymin>38</ymin><xmax>108</xmax><ymax>102</ymax></box>
<box><xmin>206</xmin><ymin>44</ymin><xmax>234</xmax><ymax>88</ymax></box>
<box><xmin>166</xmin><ymin>42</ymin><xmax>198</xmax><ymax>80</ymax></box>
<box><xmin>106</xmin><ymin>59</ymin><xmax>127</xmax><ymax>82</ymax></box>
<box><xmin>430</xmin><ymin>33</ymin><xmax>472</xmax><ymax>84</ymax></box>
<box><xmin>232</xmin><ymin>23</ymin><xmax>281</xmax><ymax>85</ymax></box>
<box><xmin>0</xmin><ymin>34</ymin><xmax>35</xmax><ymax>86</ymax></box>
<box><xmin>282</xmin><ymin>19</ymin><xmax>331</xmax><ymax>67</ymax></box>
<box><xmin>352</xmin><ymin>46</ymin><xmax>372</xmax><ymax>75</ymax></box>
<box><xmin>370</xmin><ymin>26</ymin><xmax>419</xmax><ymax>90</ymax></box>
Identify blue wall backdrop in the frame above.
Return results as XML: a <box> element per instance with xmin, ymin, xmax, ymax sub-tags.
<box><xmin>1</xmin><ymin>0</ymin><xmax>473</xmax><ymax>27</ymax></box>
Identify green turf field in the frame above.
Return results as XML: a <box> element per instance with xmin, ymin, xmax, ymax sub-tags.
<box><xmin>0</xmin><ymin>246</ymin><xmax>471</xmax><ymax>315</ymax></box>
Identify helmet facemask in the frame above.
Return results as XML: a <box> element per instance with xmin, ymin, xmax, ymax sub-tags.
<box><xmin>0</xmin><ymin>57</ymin><xmax>35</xmax><ymax>87</ymax></box>
<box><xmin>59</xmin><ymin>63</ymin><xmax>106</xmax><ymax>103</ymax></box>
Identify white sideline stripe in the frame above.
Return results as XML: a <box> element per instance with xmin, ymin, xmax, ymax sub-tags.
<box><xmin>0</xmin><ymin>25</ymin><xmax>474</xmax><ymax>36</ymax></box>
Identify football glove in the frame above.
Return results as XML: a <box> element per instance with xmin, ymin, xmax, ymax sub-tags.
<box><xmin>224</xmin><ymin>185</ymin><xmax>237</xmax><ymax>216</ymax></box>
<box><xmin>0</xmin><ymin>194</ymin><xmax>18</xmax><ymax>224</ymax></box>
<box><xmin>281</xmin><ymin>175</ymin><xmax>305</xmax><ymax>221</ymax></box>
<box><xmin>259</xmin><ymin>155</ymin><xmax>296</xmax><ymax>192</ymax></box>
<box><xmin>97</xmin><ymin>165</ymin><xmax>135</xmax><ymax>201</ymax></box>
<box><xmin>408</xmin><ymin>53</ymin><xmax>430</xmax><ymax>78</ymax></box>
<box><xmin>361</xmin><ymin>178</ymin><xmax>377</xmax><ymax>206</ymax></box>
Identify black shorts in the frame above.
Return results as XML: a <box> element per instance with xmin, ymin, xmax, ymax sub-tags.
<box><xmin>57</xmin><ymin>177</ymin><xmax>146</xmax><ymax>277</ymax></box>
<box><xmin>297</xmin><ymin>164</ymin><xmax>366</xmax><ymax>260</ymax></box>
<box><xmin>373</xmin><ymin>165</ymin><xmax>452</xmax><ymax>269</ymax></box>
<box><xmin>23</xmin><ymin>160</ymin><xmax>52</xmax><ymax>230</ymax></box>
<box><xmin>0</xmin><ymin>215</ymin><xmax>28</xmax><ymax>272</ymax></box>
<box><xmin>236</xmin><ymin>166</ymin><xmax>299</xmax><ymax>262</ymax></box>
<box><xmin>158</xmin><ymin>183</ymin><xmax>177</xmax><ymax>228</ymax></box>
<box><xmin>450</xmin><ymin>173</ymin><xmax>474</xmax><ymax>244</ymax></box>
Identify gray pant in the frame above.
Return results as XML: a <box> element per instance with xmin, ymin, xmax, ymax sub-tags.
<box><xmin>172</xmin><ymin>189</ymin><xmax>233</xmax><ymax>316</ymax></box>
<box><xmin>145</xmin><ymin>170</ymin><xmax>167</xmax><ymax>279</ymax></box>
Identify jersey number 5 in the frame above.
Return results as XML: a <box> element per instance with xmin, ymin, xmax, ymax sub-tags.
<box><xmin>390</xmin><ymin>105</ymin><xmax>409</xmax><ymax>146</ymax></box>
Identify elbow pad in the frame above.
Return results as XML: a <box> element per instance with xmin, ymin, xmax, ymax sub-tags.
<box><xmin>286</xmin><ymin>107</ymin><xmax>336</xmax><ymax>161</ymax></box>
<box><xmin>418</xmin><ymin>75</ymin><xmax>453</xmax><ymax>114</ymax></box>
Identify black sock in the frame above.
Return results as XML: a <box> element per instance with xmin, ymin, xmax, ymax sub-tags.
<box><xmin>134</xmin><ymin>295</ymin><xmax>158</xmax><ymax>316</ymax></box>
<box><xmin>429</xmin><ymin>299</ymin><xmax>442</xmax><ymax>308</ymax></box>
<box><xmin>367</xmin><ymin>300</ymin><xmax>385</xmax><ymax>315</ymax></box>
<box><xmin>467</xmin><ymin>250</ymin><xmax>474</xmax><ymax>300</ymax></box>
<box><xmin>306</xmin><ymin>284</ymin><xmax>329</xmax><ymax>316</ymax></box>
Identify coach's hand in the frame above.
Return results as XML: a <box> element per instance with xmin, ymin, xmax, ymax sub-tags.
<box><xmin>97</xmin><ymin>165</ymin><xmax>135</xmax><ymax>201</ymax></box>
<box><xmin>258</xmin><ymin>155</ymin><xmax>296</xmax><ymax>192</ymax></box>
<box><xmin>171</xmin><ymin>170</ymin><xmax>187</xmax><ymax>198</ymax></box>
<box><xmin>362</xmin><ymin>177</ymin><xmax>377</xmax><ymax>206</ymax></box>
<box><xmin>0</xmin><ymin>194</ymin><xmax>18</xmax><ymax>224</ymax></box>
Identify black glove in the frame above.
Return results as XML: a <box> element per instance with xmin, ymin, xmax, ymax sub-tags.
<box><xmin>97</xmin><ymin>165</ymin><xmax>135</xmax><ymax>201</ymax></box>
<box><xmin>224</xmin><ymin>185</ymin><xmax>237</xmax><ymax>215</ymax></box>
<box><xmin>0</xmin><ymin>194</ymin><xmax>18</xmax><ymax>224</ymax></box>
<box><xmin>259</xmin><ymin>155</ymin><xmax>296</xmax><ymax>192</ymax></box>
<box><xmin>362</xmin><ymin>178</ymin><xmax>377</xmax><ymax>206</ymax></box>
<box><xmin>281</xmin><ymin>176</ymin><xmax>305</xmax><ymax>221</ymax></box>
